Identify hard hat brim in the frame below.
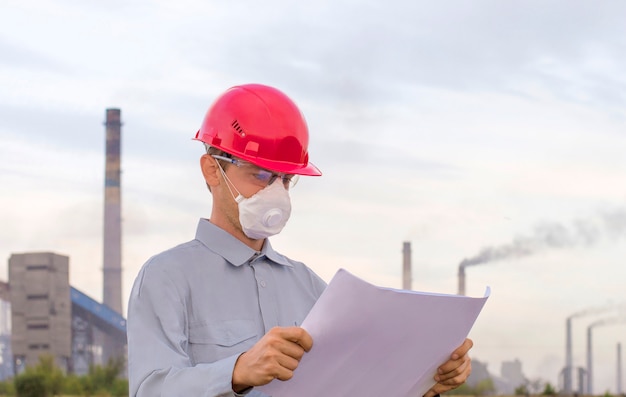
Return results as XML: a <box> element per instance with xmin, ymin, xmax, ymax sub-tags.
<box><xmin>247</xmin><ymin>156</ymin><xmax>322</xmax><ymax>176</ymax></box>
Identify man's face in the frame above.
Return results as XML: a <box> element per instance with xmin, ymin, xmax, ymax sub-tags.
<box><xmin>210</xmin><ymin>155</ymin><xmax>296</xmax><ymax>239</ymax></box>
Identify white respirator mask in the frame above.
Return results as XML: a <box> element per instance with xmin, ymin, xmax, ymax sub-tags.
<box><xmin>218</xmin><ymin>163</ymin><xmax>292</xmax><ymax>239</ymax></box>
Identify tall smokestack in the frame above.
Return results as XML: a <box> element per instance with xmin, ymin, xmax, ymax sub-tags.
<box><xmin>587</xmin><ymin>323</ymin><xmax>593</xmax><ymax>395</ymax></box>
<box><xmin>564</xmin><ymin>304</ymin><xmax>622</xmax><ymax>395</ymax></box>
<box><xmin>576</xmin><ymin>367</ymin><xmax>586</xmax><ymax>395</ymax></box>
<box><xmin>585</xmin><ymin>316</ymin><xmax>626</xmax><ymax>395</ymax></box>
<box><xmin>618</xmin><ymin>343</ymin><xmax>622</xmax><ymax>394</ymax></box>
<box><xmin>565</xmin><ymin>316</ymin><xmax>573</xmax><ymax>395</ymax></box>
<box><xmin>103</xmin><ymin>108</ymin><xmax>122</xmax><ymax>315</ymax></box>
<box><xmin>457</xmin><ymin>264</ymin><xmax>466</xmax><ymax>296</ymax></box>
<box><xmin>402</xmin><ymin>242</ymin><xmax>411</xmax><ymax>290</ymax></box>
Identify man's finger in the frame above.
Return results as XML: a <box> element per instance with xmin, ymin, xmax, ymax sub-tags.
<box><xmin>279</xmin><ymin>326</ymin><xmax>314</xmax><ymax>352</ymax></box>
<box><xmin>435</xmin><ymin>355</ymin><xmax>472</xmax><ymax>382</ymax></box>
<box><xmin>423</xmin><ymin>383</ymin><xmax>445</xmax><ymax>397</ymax></box>
<box><xmin>436</xmin><ymin>358</ymin><xmax>471</xmax><ymax>383</ymax></box>
<box><xmin>272</xmin><ymin>364</ymin><xmax>295</xmax><ymax>381</ymax></box>
<box><xmin>449</xmin><ymin>338</ymin><xmax>473</xmax><ymax>360</ymax></box>
<box><xmin>276</xmin><ymin>340</ymin><xmax>307</xmax><ymax>361</ymax></box>
<box><xmin>276</xmin><ymin>353</ymin><xmax>300</xmax><ymax>372</ymax></box>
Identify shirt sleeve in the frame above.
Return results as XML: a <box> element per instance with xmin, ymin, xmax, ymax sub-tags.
<box><xmin>128</xmin><ymin>262</ymin><xmax>243</xmax><ymax>397</ymax></box>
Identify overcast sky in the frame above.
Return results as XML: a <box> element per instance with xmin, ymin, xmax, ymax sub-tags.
<box><xmin>2</xmin><ymin>0</ymin><xmax>626</xmax><ymax>391</ymax></box>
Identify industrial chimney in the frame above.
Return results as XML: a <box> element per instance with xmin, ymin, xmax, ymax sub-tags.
<box><xmin>565</xmin><ymin>316</ymin><xmax>573</xmax><ymax>395</ymax></box>
<box><xmin>587</xmin><ymin>321</ymin><xmax>588</xmax><ymax>395</ymax></box>
<box><xmin>102</xmin><ymin>108</ymin><xmax>125</xmax><ymax>364</ymax></box>
<box><xmin>618</xmin><ymin>343</ymin><xmax>623</xmax><ymax>395</ymax></box>
<box><xmin>402</xmin><ymin>242</ymin><xmax>411</xmax><ymax>290</ymax></box>
<box><xmin>103</xmin><ymin>108</ymin><xmax>123</xmax><ymax>315</ymax></box>
<box><xmin>457</xmin><ymin>264</ymin><xmax>466</xmax><ymax>296</ymax></box>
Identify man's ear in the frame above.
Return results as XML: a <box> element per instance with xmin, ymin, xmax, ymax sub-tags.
<box><xmin>200</xmin><ymin>154</ymin><xmax>221</xmax><ymax>188</ymax></box>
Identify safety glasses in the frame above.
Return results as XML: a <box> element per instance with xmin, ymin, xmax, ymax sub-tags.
<box><xmin>211</xmin><ymin>154</ymin><xmax>299</xmax><ymax>189</ymax></box>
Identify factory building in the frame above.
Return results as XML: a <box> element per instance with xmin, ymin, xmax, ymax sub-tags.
<box><xmin>8</xmin><ymin>252</ymin><xmax>72</xmax><ymax>373</ymax></box>
<box><xmin>0</xmin><ymin>108</ymin><xmax>128</xmax><ymax>377</ymax></box>
<box><xmin>5</xmin><ymin>252</ymin><xmax>127</xmax><ymax>377</ymax></box>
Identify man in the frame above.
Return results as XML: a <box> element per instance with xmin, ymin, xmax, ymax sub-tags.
<box><xmin>127</xmin><ymin>84</ymin><xmax>473</xmax><ymax>396</ymax></box>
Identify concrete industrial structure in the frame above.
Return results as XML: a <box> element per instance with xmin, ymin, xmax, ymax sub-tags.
<box><xmin>103</xmin><ymin>108</ymin><xmax>123</xmax><ymax>316</ymax></box>
<box><xmin>457</xmin><ymin>264</ymin><xmax>466</xmax><ymax>296</ymax></box>
<box><xmin>102</xmin><ymin>108</ymin><xmax>124</xmax><ymax>364</ymax></box>
<box><xmin>9</xmin><ymin>252</ymin><xmax>72</xmax><ymax>372</ymax></box>
<box><xmin>0</xmin><ymin>109</ymin><xmax>128</xmax><ymax>377</ymax></box>
<box><xmin>6</xmin><ymin>252</ymin><xmax>126</xmax><ymax>377</ymax></box>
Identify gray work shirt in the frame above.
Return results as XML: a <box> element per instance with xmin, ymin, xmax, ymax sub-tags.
<box><xmin>128</xmin><ymin>219</ymin><xmax>327</xmax><ymax>397</ymax></box>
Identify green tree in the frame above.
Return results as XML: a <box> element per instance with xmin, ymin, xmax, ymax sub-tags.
<box><xmin>86</xmin><ymin>357</ymin><xmax>124</xmax><ymax>391</ymax></box>
<box><xmin>14</xmin><ymin>372</ymin><xmax>46</xmax><ymax>397</ymax></box>
<box><xmin>542</xmin><ymin>382</ymin><xmax>556</xmax><ymax>395</ymax></box>
<box><xmin>78</xmin><ymin>356</ymin><xmax>127</xmax><ymax>396</ymax></box>
<box><xmin>446</xmin><ymin>378</ymin><xmax>495</xmax><ymax>396</ymax></box>
<box><xmin>61</xmin><ymin>374</ymin><xmax>84</xmax><ymax>395</ymax></box>
<box><xmin>32</xmin><ymin>355</ymin><xmax>64</xmax><ymax>395</ymax></box>
<box><xmin>475</xmin><ymin>378</ymin><xmax>496</xmax><ymax>396</ymax></box>
<box><xmin>514</xmin><ymin>383</ymin><xmax>529</xmax><ymax>395</ymax></box>
<box><xmin>13</xmin><ymin>354</ymin><xmax>66</xmax><ymax>397</ymax></box>
<box><xmin>446</xmin><ymin>383</ymin><xmax>471</xmax><ymax>395</ymax></box>
<box><xmin>9</xmin><ymin>354</ymin><xmax>129</xmax><ymax>397</ymax></box>
<box><xmin>0</xmin><ymin>379</ymin><xmax>15</xmax><ymax>395</ymax></box>
<box><xmin>110</xmin><ymin>378</ymin><xmax>129</xmax><ymax>397</ymax></box>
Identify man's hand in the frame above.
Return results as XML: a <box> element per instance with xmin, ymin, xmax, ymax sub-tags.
<box><xmin>232</xmin><ymin>326</ymin><xmax>313</xmax><ymax>392</ymax></box>
<box><xmin>423</xmin><ymin>338</ymin><xmax>473</xmax><ymax>397</ymax></box>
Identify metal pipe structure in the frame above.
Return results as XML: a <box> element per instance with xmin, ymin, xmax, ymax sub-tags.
<box><xmin>402</xmin><ymin>242</ymin><xmax>411</xmax><ymax>290</ymax></box>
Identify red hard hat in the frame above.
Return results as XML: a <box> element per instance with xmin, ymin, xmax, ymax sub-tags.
<box><xmin>194</xmin><ymin>84</ymin><xmax>322</xmax><ymax>176</ymax></box>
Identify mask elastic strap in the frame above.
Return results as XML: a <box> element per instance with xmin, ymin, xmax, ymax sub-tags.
<box><xmin>215</xmin><ymin>161</ymin><xmax>244</xmax><ymax>203</ymax></box>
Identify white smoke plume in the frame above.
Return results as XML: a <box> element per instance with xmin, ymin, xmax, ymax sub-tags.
<box><xmin>589</xmin><ymin>316</ymin><xmax>626</xmax><ymax>329</ymax></box>
<box><xmin>459</xmin><ymin>208</ymin><xmax>626</xmax><ymax>268</ymax></box>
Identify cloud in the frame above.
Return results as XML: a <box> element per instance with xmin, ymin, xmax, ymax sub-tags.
<box><xmin>0</xmin><ymin>36</ymin><xmax>69</xmax><ymax>72</ymax></box>
<box><xmin>315</xmin><ymin>139</ymin><xmax>459</xmax><ymax>177</ymax></box>
<box><xmin>166</xmin><ymin>0</ymin><xmax>626</xmax><ymax>110</ymax></box>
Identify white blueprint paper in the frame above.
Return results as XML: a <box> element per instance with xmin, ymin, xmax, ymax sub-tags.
<box><xmin>258</xmin><ymin>268</ymin><xmax>490</xmax><ymax>397</ymax></box>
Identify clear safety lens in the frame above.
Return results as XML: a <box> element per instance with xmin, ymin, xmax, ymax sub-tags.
<box><xmin>212</xmin><ymin>154</ymin><xmax>299</xmax><ymax>189</ymax></box>
<box><xmin>255</xmin><ymin>170</ymin><xmax>299</xmax><ymax>189</ymax></box>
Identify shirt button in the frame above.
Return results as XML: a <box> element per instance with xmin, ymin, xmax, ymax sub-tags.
<box><xmin>260</xmin><ymin>280</ymin><xmax>267</xmax><ymax>288</ymax></box>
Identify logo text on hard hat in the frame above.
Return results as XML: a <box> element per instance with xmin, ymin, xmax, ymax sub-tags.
<box><xmin>231</xmin><ymin>120</ymin><xmax>246</xmax><ymax>137</ymax></box>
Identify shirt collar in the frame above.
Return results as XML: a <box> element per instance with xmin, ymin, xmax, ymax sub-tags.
<box><xmin>195</xmin><ymin>219</ymin><xmax>293</xmax><ymax>268</ymax></box>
